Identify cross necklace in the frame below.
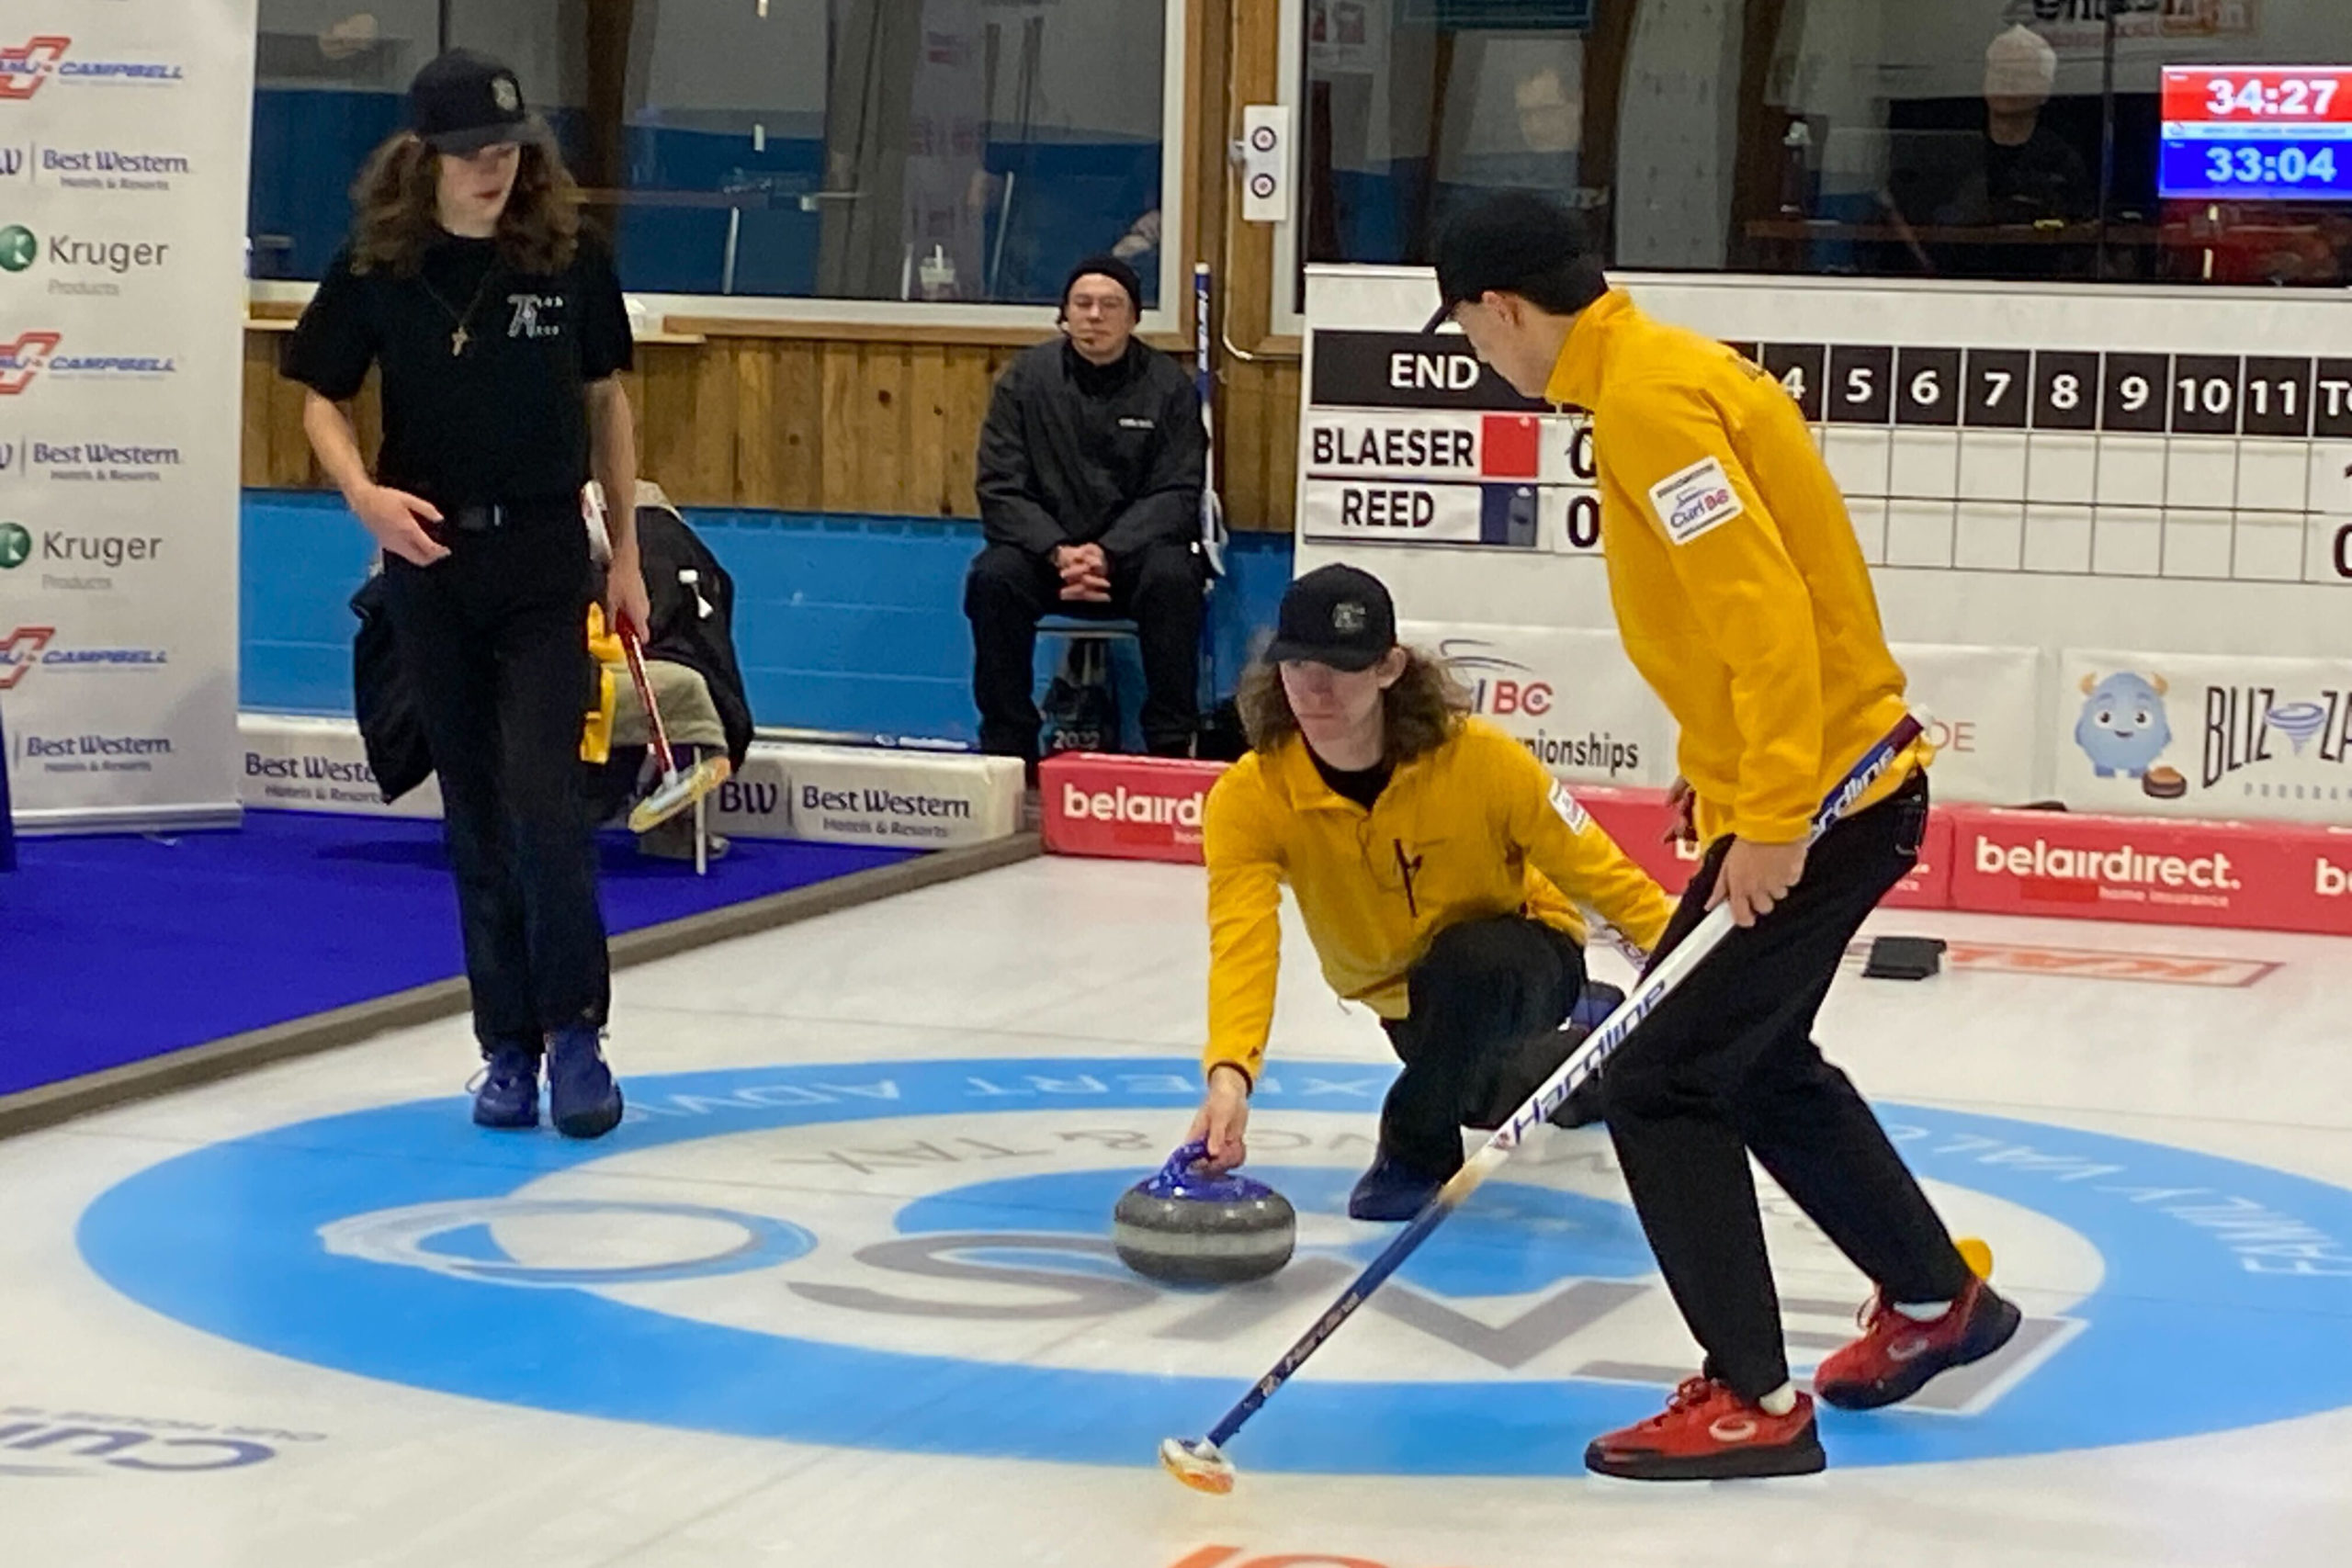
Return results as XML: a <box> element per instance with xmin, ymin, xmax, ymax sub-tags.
<box><xmin>420</xmin><ymin>263</ymin><xmax>500</xmax><ymax>357</ymax></box>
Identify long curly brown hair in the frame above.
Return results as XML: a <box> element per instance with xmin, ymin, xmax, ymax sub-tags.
<box><xmin>1235</xmin><ymin>646</ymin><xmax>1473</xmax><ymax>768</ymax></box>
<box><xmin>346</xmin><ymin>130</ymin><xmax>582</xmax><ymax>277</ymax></box>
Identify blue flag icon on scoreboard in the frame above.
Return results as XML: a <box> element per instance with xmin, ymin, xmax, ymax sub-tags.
<box><xmin>1480</xmin><ymin>483</ymin><xmax>1540</xmax><ymax>547</ymax></box>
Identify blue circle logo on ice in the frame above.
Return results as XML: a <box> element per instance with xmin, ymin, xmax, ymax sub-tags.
<box><xmin>74</xmin><ymin>1057</ymin><xmax>2352</xmax><ymax>1477</ymax></box>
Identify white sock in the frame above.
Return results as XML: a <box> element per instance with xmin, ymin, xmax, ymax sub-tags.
<box><xmin>1894</xmin><ymin>1299</ymin><xmax>1952</xmax><ymax>1322</ymax></box>
<box><xmin>1758</xmin><ymin>1382</ymin><xmax>1797</xmax><ymax>1416</ymax></box>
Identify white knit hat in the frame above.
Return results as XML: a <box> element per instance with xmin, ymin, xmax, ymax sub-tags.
<box><xmin>1984</xmin><ymin>24</ymin><xmax>2057</xmax><ymax>100</ymax></box>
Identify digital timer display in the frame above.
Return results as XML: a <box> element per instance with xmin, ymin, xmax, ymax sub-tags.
<box><xmin>2158</xmin><ymin>65</ymin><xmax>2352</xmax><ymax>202</ymax></box>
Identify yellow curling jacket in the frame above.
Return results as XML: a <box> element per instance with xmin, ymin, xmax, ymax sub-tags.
<box><xmin>1546</xmin><ymin>289</ymin><xmax>1928</xmax><ymax>845</ymax></box>
<box><xmin>1202</xmin><ymin>717</ymin><xmax>1674</xmax><ymax>1082</ymax></box>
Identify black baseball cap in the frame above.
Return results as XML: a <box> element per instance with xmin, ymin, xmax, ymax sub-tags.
<box><xmin>1421</xmin><ymin>191</ymin><xmax>1606</xmax><ymax>333</ymax></box>
<box><xmin>1263</xmin><ymin>564</ymin><xmax>1397</xmax><ymax>671</ymax></box>
<box><xmin>409</xmin><ymin>49</ymin><xmax>540</xmax><ymax>157</ymax></box>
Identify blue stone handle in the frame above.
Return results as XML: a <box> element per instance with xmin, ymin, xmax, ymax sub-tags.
<box><xmin>1139</xmin><ymin>1139</ymin><xmax>1273</xmax><ymax>1203</ymax></box>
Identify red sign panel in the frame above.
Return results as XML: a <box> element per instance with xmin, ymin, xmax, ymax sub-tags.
<box><xmin>2162</xmin><ymin>66</ymin><xmax>2352</xmax><ymax>126</ymax></box>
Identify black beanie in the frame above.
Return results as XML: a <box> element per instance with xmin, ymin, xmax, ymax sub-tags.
<box><xmin>1061</xmin><ymin>254</ymin><xmax>1144</xmax><ymax>319</ymax></box>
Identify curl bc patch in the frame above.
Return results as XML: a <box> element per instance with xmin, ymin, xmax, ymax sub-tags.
<box><xmin>1646</xmin><ymin>456</ymin><xmax>1745</xmax><ymax>545</ymax></box>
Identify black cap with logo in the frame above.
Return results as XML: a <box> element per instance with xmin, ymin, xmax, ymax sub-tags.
<box><xmin>409</xmin><ymin>49</ymin><xmax>541</xmax><ymax>158</ymax></box>
<box><xmin>1263</xmin><ymin>564</ymin><xmax>1397</xmax><ymax>672</ymax></box>
<box><xmin>1420</xmin><ymin>190</ymin><xmax>1605</xmax><ymax>333</ymax></box>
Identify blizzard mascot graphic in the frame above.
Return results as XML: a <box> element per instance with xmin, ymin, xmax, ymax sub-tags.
<box><xmin>2074</xmin><ymin>671</ymin><xmax>2172</xmax><ymax>778</ymax></box>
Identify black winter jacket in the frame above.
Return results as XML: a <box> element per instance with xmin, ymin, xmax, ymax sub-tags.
<box><xmin>975</xmin><ymin>338</ymin><xmax>1205</xmax><ymax>562</ymax></box>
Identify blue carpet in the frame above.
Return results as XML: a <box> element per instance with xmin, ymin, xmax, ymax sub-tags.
<box><xmin>1</xmin><ymin>811</ymin><xmax>915</xmax><ymax>1099</ymax></box>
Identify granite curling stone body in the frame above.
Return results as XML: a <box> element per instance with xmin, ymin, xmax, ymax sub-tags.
<box><xmin>1114</xmin><ymin>1141</ymin><xmax>1296</xmax><ymax>1285</ymax></box>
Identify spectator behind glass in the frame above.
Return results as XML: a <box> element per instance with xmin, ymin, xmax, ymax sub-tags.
<box><xmin>1886</xmin><ymin>24</ymin><xmax>2096</xmax><ymax>279</ymax></box>
<box><xmin>964</xmin><ymin>254</ymin><xmax>1207</xmax><ymax>772</ymax></box>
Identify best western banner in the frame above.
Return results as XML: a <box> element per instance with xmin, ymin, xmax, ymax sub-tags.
<box><xmin>0</xmin><ymin>5</ymin><xmax>255</xmax><ymax>830</ymax></box>
<box><xmin>2057</xmin><ymin>649</ymin><xmax>2352</xmax><ymax>825</ymax></box>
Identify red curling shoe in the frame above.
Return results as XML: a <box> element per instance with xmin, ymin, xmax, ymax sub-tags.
<box><xmin>1584</xmin><ymin>1376</ymin><xmax>1826</xmax><ymax>1482</ymax></box>
<box><xmin>1813</xmin><ymin>1273</ymin><xmax>2022</xmax><ymax>1412</ymax></box>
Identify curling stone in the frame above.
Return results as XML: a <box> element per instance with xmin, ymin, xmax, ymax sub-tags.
<box><xmin>1113</xmin><ymin>1141</ymin><xmax>1295</xmax><ymax>1287</ymax></box>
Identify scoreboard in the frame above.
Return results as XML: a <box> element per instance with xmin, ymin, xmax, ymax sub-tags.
<box><xmin>1294</xmin><ymin>265</ymin><xmax>2352</xmax><ymax>818</ymax></box>
<box><xmin>2158</xmin><ymin>65</ymin><xmax>2352</xmax><ymax>204</ymax></box>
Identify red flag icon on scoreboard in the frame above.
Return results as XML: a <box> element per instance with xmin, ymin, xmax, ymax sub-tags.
<box><xmin>1480</xmin><ymin>413</ymin><xmax>1541</xmax><ymax>479</ymax></box>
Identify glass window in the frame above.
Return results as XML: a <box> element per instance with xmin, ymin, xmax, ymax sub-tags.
<box><xmin>251</xmin><ymin>0</ymin><xmax>1171</xmax><ymax>307</ymax></box>
<box><xmin>1293</xmin><ymin>0</ymin><xmax>2352</xmax><ymax>292</ymax></box>
<box><xmin>251</xmin><ymin>3</ymin><xmax>442</xmax><ymax>281</ymax></box>
<box><xmin>1304</xmin><ymin>5</ymin><xmax>1606</xmax><ymax>277</ymax></box>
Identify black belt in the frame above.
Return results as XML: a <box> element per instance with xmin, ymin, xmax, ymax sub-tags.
<box><xmin>444</xmin><ymin>497</ymin><xmax>576</xmax><ymax>535</ymax></box>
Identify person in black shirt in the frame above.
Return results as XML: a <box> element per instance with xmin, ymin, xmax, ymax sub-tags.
<box><xmin>1885</xmin><ymin>25</ymin><xmax>2096</xmax><ymax>280</ymax></box>
<box><xmin>967</xmin><ymin>254</ymin><xmax>1206</xmax><ymax>766</ymax></box>
<box><xmin>281</xmin><ymin>50</ymin><xmax>643</xmax><ymax>1138</ymax></box>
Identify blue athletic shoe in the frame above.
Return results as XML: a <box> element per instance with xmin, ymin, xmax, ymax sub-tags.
<box><xmin>470</xmin><ymin>1047</ymin><xmax>541</xmax><ymax>1130</ymax></box>
<box><xmin>1347</xmin><ymin>1153</ymin><xmax>1446</xmax><ymax>1222</ymax></box>
<box><xmin>548</xmin><ymin>1025</ymin><xmax>624</xmax><ymax>1140</ymax></box>
<box><xmin>1570</xmin><ymin>979</ymin><xmax>1626</xmax><ymax>1033</ymax></box>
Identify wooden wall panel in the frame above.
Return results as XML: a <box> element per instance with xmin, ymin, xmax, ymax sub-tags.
<box><xmin>941</xmin><ymin>345</ymin><xmax>994</xmax><ymax>521</ymax></box>
<box><xmin>819</xmin><ymin>342</ymin><xmax>863</xmax><ymax>513</ymax></box>
<box><xmin>241</xmin><ymin>324</ymin><xmax>1305</xmax><ymax>528</ymax></box>
<box><xmin>731</xmin><ymin>344</ymin><xmax>779</xmax><ymax>505</ymax></box>
<box><xmin>773</xmin><ymin>344</ymin><xmax>824</xmax><ymax>512</ymax></box>
<box><xmin>242</xmin><ymin>335</ymin><xmax>277</xmax><ymax>489</ymax></box>
<box><xmin>1262</xmin><ymin>358</ymin><xmax>1301</xmax><ymax>532</ymax></box>
<box><xmin>1213</xmin><ymin>0</ymin><xmax>1303</xmax><ymax>535</ymax></box>
<box><xmin>862</xmin><ymin>344</ymin><xmax>911</xmax><ymax>514</ymax></box>
<box><xmin>906</xmin><ymin>344</ymin><xmax>949</xmax><ymax>518</ymax></box>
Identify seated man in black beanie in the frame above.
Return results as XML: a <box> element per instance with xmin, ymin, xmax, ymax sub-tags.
<box><xmin>967</xmin><ymin>254</ymin><xmax>1207</xmax><ymax>767</ymax></box>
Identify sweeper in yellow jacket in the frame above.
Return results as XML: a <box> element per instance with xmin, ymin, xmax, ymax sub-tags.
<box><xmin>1429</xmin><ymin>190</ymin><xmax>2018</xmax><ymax>1483</ymax></box>
<box><xmin>1187</xmin><ymin>563</ymin><xmax>1672</xmax><ymax>1221</ymax></box>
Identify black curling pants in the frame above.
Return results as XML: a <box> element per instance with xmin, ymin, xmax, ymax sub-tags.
<box><xmin>1600</xmin><ymin>771</ymin><xmax>1973</xmax><ymax>1400</ymax></box>
<box><xmin>381</xmin><ymin>513</ymin><xmax>609</xmax><ymax>1055</ymax></box>
<box><xmin>964</xmin><ymin>541</ymin><xmax>1204</xmax><ymax>761</ymax></box>
<box><xmin>1377</xmin><ymin>914</ymin><xmax>1589</xmax><ymax>1179</ymax></box>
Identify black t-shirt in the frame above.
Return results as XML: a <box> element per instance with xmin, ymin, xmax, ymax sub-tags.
<box><xmin>1982</xmin><ymin>127</ymin><xmax>2094</xmax><ymax>224</ymax></box>
<box><xmin>1310</xmin><ymin>749</ymin><xmax>1392</xmax><ymax>810</ymax></box>
<box><xmin>281</xmin><ymin>230</ymin><xmax>633</xmax><ymax>511</ymax></box>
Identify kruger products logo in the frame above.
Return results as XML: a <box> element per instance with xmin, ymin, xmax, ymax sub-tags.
<box><xmin>0</xmin><ymin>522</ymin><xmax>29</xmax><ymax>567</ymax></box>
